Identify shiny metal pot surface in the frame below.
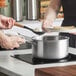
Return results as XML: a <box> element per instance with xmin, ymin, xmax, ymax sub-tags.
<box><xmin>32</xmin><ymin>36</ymin><xmax>69</xmax><ymax>59</ymax></box>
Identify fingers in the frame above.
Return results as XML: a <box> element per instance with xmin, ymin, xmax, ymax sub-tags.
<box><xmin>42</xmin><ymin>24</ymin><xmax>48</xmax><ymax>32</ymax></box>
<box><xmin>16</xmin><ymin>36</ymin><xmax>25</xmax><ymax>44</ymax></box>
<box><xmin>10</xmin><ymin>35</ymin><xmax>25</xmax><ymax>43</ymax></box>
<box><xmin>42</xmin><ymin>20</ymin><xmax>53</xmax><ymax>32</ymax></box>
<box><xmin>10</xmin><ymin>43</ymin><xmax>20</xmax><ymax>50</ymax></box>
<box><xmin>7</xmin><ymin>18</ymin><xmax>15</xmax><ymax>29</ymax></box>
<box><xmin>0</xmin><ymin>35</ymin><xmax>25</xmax><ymax>50</ymax></box>
<box><xmin>0</xmin><ymin>24</ymin><xmax>7</xmax><ymax>29</ymax></box>
<box><xmin>11</xmin><ymin>43</ymin><xmax>20</xmax><ymax>49</ymax></box>
<box><xmin>11</xmin><ymin>37</ymin><xmax>25</xmax><ymax>49</ymax></box>
<box><xmin>10</xmin><ymin>36</ymin><xmax>25</xmax><ymax>49</ymax></box>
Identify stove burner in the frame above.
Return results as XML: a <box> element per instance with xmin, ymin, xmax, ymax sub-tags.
<box><xmin>32</xmin><ymin>55</ymin><xmax>70</xmax><ymax>64</ymax></box>
<box><xmin>12</xmin><ymin>53</ymin><xmax>76</xmax><ymax>65</ymax></box>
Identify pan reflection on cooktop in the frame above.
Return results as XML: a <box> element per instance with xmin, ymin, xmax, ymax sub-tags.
<box><xmin>12</xmin><ymin>53</ymin><xmax>76</xmax><ymax>65</ymax></box>
<box><xmin>0</xmin><ymin>42</ymin><xmax>32</xmax><ymax>51</ymax></box>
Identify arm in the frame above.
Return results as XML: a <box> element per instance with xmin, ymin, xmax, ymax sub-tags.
<box><xmin>42</xmin><ymin>0</ymin><xmax>61</xmax><ymax>31</ymax></box>
<box><xmin>0</xmin><ymin>15</ymin><xmax>25</xmax><ymax>50</ymax></box>
<box><xmin>0</xmin><ymin>31</ymin><xmax>25</xmax><ymax>50</ymax></box>
<box><xmin>0</xmin><ymin>31</ymin><xmax>6</xmax><ymax>43</ymax></box>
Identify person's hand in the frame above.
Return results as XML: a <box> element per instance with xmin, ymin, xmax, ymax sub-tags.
<box><xmin>42</xmin><ymin>7</ymin><xmax>57</xmax><ymax>32</ymax></box>
<box><xmin>0</xmin><ymin>35</ymin><xmax>25</xmax><ymax>50</ymax></box>
<box><xmin>0</xmin><ymin>15</ymin><xmax>15</xmax><ymax>29</ymax></box>
<box><xmin>42</xmin><ymin>19</ymin><xmax>53</xmax><ymax>32</ymax></box>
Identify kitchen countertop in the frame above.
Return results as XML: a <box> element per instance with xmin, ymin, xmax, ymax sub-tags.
<box><xmin>0</xmin><ymin>48</ymin><xmax>76</xmax><ymax>76</ymax></box>
<box><xmin>1</xmin><ymin>19</ymin><xmax>76</xmax><ymax>76</ymax></box>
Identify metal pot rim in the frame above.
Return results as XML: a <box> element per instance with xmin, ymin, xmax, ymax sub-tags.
<box><xmin>43</xmin><ymin>36</ymin><xmax>69</xmax><ymax>42</ymax></box>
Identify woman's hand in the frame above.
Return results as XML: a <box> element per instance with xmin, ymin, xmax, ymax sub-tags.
<box><xmin>0</xmin><ymin>15</ymin><xmax>15</xmax><ymax>29</ymax></box>
<box><xmin>0</xmin><ymin>35</ymin><xmax>25</xmax><ymax>50</ymax></box>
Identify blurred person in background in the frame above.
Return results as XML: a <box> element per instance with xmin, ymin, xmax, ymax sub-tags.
<box><xmin>42</xmin><ymin>0</ymin><xmax>76</xmax><ymax>31</ymax></box>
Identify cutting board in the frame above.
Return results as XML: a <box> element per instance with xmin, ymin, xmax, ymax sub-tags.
<box><xmin>35</xmin><ymin>65</ymin><xmax>76</xmax><ymax>76</ymax></box>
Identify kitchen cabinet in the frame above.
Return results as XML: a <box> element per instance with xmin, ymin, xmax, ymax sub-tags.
<box><xmin>35</xmin><ymin>65</ymin><xmax>76</xmax><ymax>76</ymax></box>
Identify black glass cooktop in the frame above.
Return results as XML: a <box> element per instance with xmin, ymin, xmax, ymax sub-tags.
<box><xmin>0</xmin><ymin>42</ymin><xmax>32</xmax><ymax>51</ymax></box>
<box><xmin>12</xmin><ymin>53</ymin><xmax>76</xmax><ymax>65</ymax></box>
